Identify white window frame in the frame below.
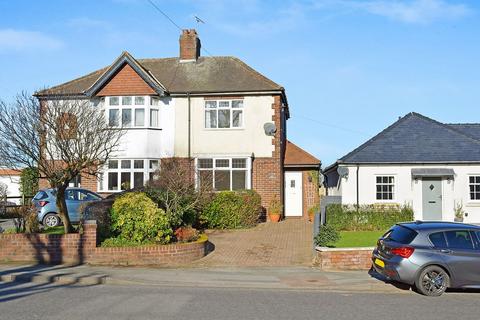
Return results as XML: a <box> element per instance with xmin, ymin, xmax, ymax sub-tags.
<box><xmin>104</xmin><ymin>96</ymin><xmax>160</xmax><ymax>129</ymax></box>
<box><xmin>195</xmin><ymin>157</ymin><xmax>251</xmax><ymax>191</ymax></box>
<box><xmin>375</xmin><ymin>175</ymin><xmax>395</xmax><ymax>201</ymax></box>
<box><xmin>204</xmin><ymin>99</ymin><xmax>244</xmax><ymax>130</ymax></box>
<box><xmin>98</xmin><ymin>159</ymin><xmax>159</xmax><ymax>192</ymax></box>
<box><xmin>469</xmin><ymin>175</ymin><xmax>480</xmax><ymax>201</ymax></box>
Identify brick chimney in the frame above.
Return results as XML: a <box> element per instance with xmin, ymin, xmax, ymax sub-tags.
<box><xmin>179</xmin><ymin>29</ymin><xmax>201</xmax><ymax>61</ymax></box>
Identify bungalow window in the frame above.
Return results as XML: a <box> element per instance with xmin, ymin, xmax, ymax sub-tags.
<box><xmin>376</xmin><ymin>176</ymin><xmax>395</xmax><ymax>200</ymax></box>
<box><xmin>205</xmin><ymin>100</ymin><xmax>243</xmax><ymax>129</ymax></box>
<box><xmin>469</xmin><ymin>176</ymin><xmax>480</xmax><ymax>200</ymax></box>
<box><xmin>101</xmin><ymin>159</ymin><xmax>159</xmax><ymax>192</ymax></box>
<box><xmin>197</xmin><ymin>157</ymin><xmax>250</xmax><ymax>191</ymax></box>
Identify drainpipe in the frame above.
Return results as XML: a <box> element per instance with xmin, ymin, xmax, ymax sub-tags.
<box><xmin>187</xmin><ymin>93</ymin><xmax>191</xmax><ymax>159</ymax></box>
<box><xmin>356</xmin><ymin>165</ymin><xmax>360</xmax><ymax>209</ymax></box>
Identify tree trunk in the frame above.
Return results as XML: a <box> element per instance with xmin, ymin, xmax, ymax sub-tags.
<box><xmin>56</xmin><ymin>184</ymin><xmax>73</xmax><ymax>233</ymax></box>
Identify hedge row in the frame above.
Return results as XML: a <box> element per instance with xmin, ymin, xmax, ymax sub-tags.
<box><xmin>326</xmin><ymin>204</ymin><xmax>414</xmax><ymax>231</ymax></box>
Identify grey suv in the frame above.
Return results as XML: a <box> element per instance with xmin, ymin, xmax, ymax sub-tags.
<box><xmin>372</xmin><ymin>221</ymin><xmax>480</xmax><ymax>296</ymax></box>
<box><xmin>32</xmin><ymin>188</ymin><xmax>102</xmax><ymax>227</ymax></box>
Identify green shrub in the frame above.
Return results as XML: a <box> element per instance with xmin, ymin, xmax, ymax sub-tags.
<box><xmin>314</xmin><ymin>224</ymin><xmax>340</xmax><ymax>247</ymax></box>
<box><xmin>200</xmin><ymin>190</ymin><xmax>262</xmax><ymax>229</ymax></box>
<box><xmin>101</xmin><ymin>237</ymin><xmax>156</xmax><ymax>247</ymax></box>
<box><xmin>82</xmin><ymin>199</ymin><xmax>114</xmax><ymax>242</ymax></box>
<box><xmin>326</xmin><ymin>204</ymin><xmax>414</xmax><ymax>231</ymax></box>
<box><xmin>110</xmin><ymin>192</ymin><xmax>173</xmax><ymax>244</ymax></box>
<box><xmin>19</xmin><ymin>167</ymin><xmax>38</xmax><ymax>203</ymax></box>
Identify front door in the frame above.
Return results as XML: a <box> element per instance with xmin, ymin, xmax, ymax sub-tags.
<box><xmin>285</xmin><ymin>172</ymin><xmax>302</xmax><ymax>217</ymax></box>
<box><xmin>422</xmin><ymin>178</ymin><xmax>442</xmax><ymax>220</ymax></box>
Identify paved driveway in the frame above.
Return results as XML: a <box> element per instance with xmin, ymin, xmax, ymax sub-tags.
<box><xmin>194</xmin><ymin>219</ymin><xmax>313</xmax><ymax>267</ymax></box>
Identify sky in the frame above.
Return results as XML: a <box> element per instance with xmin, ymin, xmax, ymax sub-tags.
<box><xmin>1</xmin><ymin>0</ymin><xmax>479</xmax><ymax>166</ymax></box>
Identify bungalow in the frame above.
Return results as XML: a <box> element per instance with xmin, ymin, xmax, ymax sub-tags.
<box><xmin>34</xmin><ymin>29</ymin><xmax>320</xmax><ymax>218</ymax></box>
<box><xmin>324</xmin><ymin>112</ymin><xmax>480</xmax><ymax>223</ymax></box>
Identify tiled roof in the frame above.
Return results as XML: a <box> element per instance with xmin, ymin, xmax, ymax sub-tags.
<box><xmin>284</xmin><ymin>140</ymin><xmax>320</xmax><ymax>167</ymax></box>
<box><xmin>333</xmin><ymin>112</ymin><xmax>480</xmax><ymax>165</ymax></box>
<box><xmin>35</xmin><ymin>55</ymin><xmax>283</xmax><ymax>96</ymax></box>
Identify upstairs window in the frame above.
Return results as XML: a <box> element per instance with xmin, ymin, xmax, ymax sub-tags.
<box><xmin>469</xmin><ymin>176</ymin><xmax>480</xmax><ymax>200</ymax></box>
<box><xmin>376</xmin><ymin>176</ymin><xmax>395</xmax><ymax>200</ymax></box>
<box><xmin>106</xmin><ymin>96</ymin><xmax>159</xmax><ymax>128</ymax></box>
<box><xmin>205</xmin><ymin>100</ymin><xmax>243</xmax><ymax>129</ymax></box>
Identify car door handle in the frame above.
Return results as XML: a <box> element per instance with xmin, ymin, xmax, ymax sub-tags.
<box><xmin>440</xmin><ymin>249</ymin><xmax>451</xmax><ymax>254</ymax></box>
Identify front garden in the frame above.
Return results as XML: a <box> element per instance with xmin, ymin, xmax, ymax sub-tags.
<box><xmin>315</xmin><ymin>203</ymin><xmax>414</xmax><ymax>248</ymax></box>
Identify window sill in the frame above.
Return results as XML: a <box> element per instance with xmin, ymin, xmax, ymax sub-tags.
<box><xmin>203</xmin><ymin>128</ymin><xmax>245</xmax><ymax>131</ymax></box>
<box><xmin>465</xmin><ymin>202</ymin><xmax>480</xmax><ymax>207</ymax></box>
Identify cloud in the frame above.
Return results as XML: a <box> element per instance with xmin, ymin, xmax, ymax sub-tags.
<box><xmin>0</xmin><ymin>29</ymin><xmax>63</xmax><ymax>53</ymax></box>
<box><xmin>315</xmin><ymin>0</ymin><xmax>472</xmax><ymax>24</ymax></box>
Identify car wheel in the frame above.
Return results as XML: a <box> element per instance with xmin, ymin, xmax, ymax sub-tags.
<box><xmin>43</xmin><ymin>214</ymin><xmax>60</xmax><ymax>228</ymax></box>
<box><xmin>415</xmin><ymin>265</ymin><xmax>450</xmax><ymax>296</ymax></box>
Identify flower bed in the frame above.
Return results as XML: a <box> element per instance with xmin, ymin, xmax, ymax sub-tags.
<box><xmin>0</xmin><ymin>221</ymin><xmax>208</xmax><ymax>266</ymax></box>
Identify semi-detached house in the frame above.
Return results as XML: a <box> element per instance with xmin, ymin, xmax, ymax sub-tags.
<box><xmin>35</xmin><ymin>29</ymin><xmax>320</xmax><ymax>219</ymax></box>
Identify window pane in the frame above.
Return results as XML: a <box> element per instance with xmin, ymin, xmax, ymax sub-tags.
<box><xmin>476</xmin><ymin>176</ymin><xmax>480</xmax><ymax>183</ymax></box>
<box><xmin>135</xmin><ymin>97</ymin><xmax>145</xmax><ymax>105</ymax></box>
<box><xmin>134</xmin><ymin>160</ymin><xmax>144</xmax><ymax>169</ymax></box>
<box><xmin>198</xmin><ymin>159</ymin><xmax>213</xmax><ymax>169</ymax></box>
<box><xmin>219</xmin><ymin>101</ymin><xmax>229</xmax><ymax>108</ymax></box>
<box><xmin>215</xmin><ymin>170</ymin><xmax>230</xmax><ymax>191</ymax></box>
<box><xmin>121</xmin><ymin>160</ymin><xmax>131</xmax><ymax>169</ymax></box>
<box><xmin>151</xmin><ymin>97</ymin><xmax>159</xmax><ymax>106</ymax></box>
<box><xmin>215</xmin><ymin>159</ymin><xmax>229</xmax><ymax>168</ymax></box>
<box><xmin>134</xmin><ymin>172</ymin><xmax>144</xmax><ymax>188</ymax></box>
<box><xmin>218</xmin><ymin>109</ymin><xmax>230</xmax><ymax>128</ymax></box>
<box><xmin>232</xmin><ymin>100</ymin><xmax>243</xmax><ymax>108</ymax></box>
<box><xmin>150</xmin><ymin>109</ymin><xmax>159</xmax><ymax>127</ymax></box>
<box><xmin>232</xmin><ymin>170</ymin><xmax>247</xmax><ymax>190</ymax></box>
<box><xmin>150</xmin><ymin>160</ymin><xmax>159</xmax><ymax>170</ymax></box>
<box><xmin>121</xmin><ymin>172</ymin><xmax>131</xmax><ymax>190</ymax></box>
<box><xmin>470</xmin><ymin>176</ymin><xmax>475</xmax><ymax>183</ymax></box>
<box><xmin>122</xmin><ymin>109</ymin><xmax>132</xmax><ymax>127</ymax></box>
<box><xmin>205</xmin><ymin>110</ymin><xmax>217</xmax><ymax>128</ymax></box>
<box><xmin>108</xmin><ymin>172</ymin><xmax>118</xmax><ymax>190</ymax></box>
<box><xmin>232</xmin><ymin>158</ymin><xmax>247</xmax><ymax>168</ymax></box>
<box><xmin>108</xmin><ymin>160</ymin><xmax>118</xmax><ymax>169</ymax></box>
<box><xmin>445</xmin><ymin>231</ymin><xmax>474</xmax><ymax>250</ymax></box>
<box><xmin>376</xmin><ymin>176</ymin><xmax>381</xmax><ymax>183</ymax></box>
<box><xmin>429</xmin><ymin>232</ymin><xmax>447</xmax><ymax>248</ymax></box>
<box><xmin>135</xmin><ymin>109</ymin><xmax>145</xmax><ymax>126</ymax></box>
<box><xmin>199</xmin><ymin>170</ymin><xmax>213</xmax><ymax>188</ymax></box>
<box><xmin>232</xmin><ymin>110</ymin><xmax>243</xmax><ymax>127</ymax></box>
<box><xmin>122</xmin><ymin>97</ymin><xmax>132</xmax><ymax>105</ymax></box>
<box><xmin>109</xmin><ymin>109</ymin><xmax>119</xmax><ymax>126</ymax></box>
<box><xmin>109</xmin><ymin>97</ymin><xmax>119</xmax><ymax>106</ymax></box>
<box><xmin>205</xmin><ymin>101</ymin><xmax>217</xmax><ymax>108</ymax></box>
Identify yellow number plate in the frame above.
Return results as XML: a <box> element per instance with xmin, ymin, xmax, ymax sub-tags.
<box><xmin>374</xmin><ymin>258</ymin><xmax>385</xmax><ymax>268</ymax></box>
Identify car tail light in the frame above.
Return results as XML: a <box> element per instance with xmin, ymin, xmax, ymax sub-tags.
<box><xmin>38</xmin><ymin>201</ymin><xmax>49</xmax><ymax>207</ymax></box>
<box><xmin>391</xmin><ymin>247</ymin><xmax>414</xmax><ymax>258</ymax></box>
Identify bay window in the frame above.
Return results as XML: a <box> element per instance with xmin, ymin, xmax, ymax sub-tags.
<box><xmin>106</xmin><ymin>96</ymin><xmax>160</xmax><ymax>129</ymax></box>
<box><xmin>197</xmin><ymin>157</ymin><xmax>250</xmax><ymax>191</ymax></box>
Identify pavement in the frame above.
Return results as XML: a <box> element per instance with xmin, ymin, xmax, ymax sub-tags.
<box><xmin>0</xmin><ymin>263</ymin><xmax>407</xmax><ymax>294</ymax></box>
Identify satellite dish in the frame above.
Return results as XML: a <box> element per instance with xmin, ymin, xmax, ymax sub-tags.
<box><xmin>263</xmin><ymin>122</ymin><xmax>277</xmax><ymax>136</ymax></box>
<box><xmin>337</xmin><ymin>166</ymin><xmax>349</xmax><ymax>178</ymax></box>
<box><xmin>318</xmin><ymin>174</ymin><xmax>325</xmax><ymax>186</ymax></box>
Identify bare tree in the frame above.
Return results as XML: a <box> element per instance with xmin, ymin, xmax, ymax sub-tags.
<box><xmin>0</xmin><ymin>92</ymin><xmax>125</xmax><ymax>233</ymax></box>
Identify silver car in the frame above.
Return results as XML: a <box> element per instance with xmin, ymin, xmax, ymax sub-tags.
<box><xmin>32</xmin><ymin>188</ymin><xmax>102</xmax><ymax>228</ymax></box>
<box><xmin>372</xmin><ymin>221</ymin><xmax>480</xmax><ymax>296</ymax></box>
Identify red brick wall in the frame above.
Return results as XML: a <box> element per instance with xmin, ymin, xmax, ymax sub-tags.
<box><xmin>303</xmin><ymin>170</ymin><xmax>319</xmax><ymax>218</ymax></box>
<box><xmin>252</xmin><ymin>95</ymin><xmax>285</xmax><ymax>218</ymax></box>
<box><xmin>0</xmin><ymin>222</ymin><xmax>208</xmax><ymax>266</ymax></box>
<box><xmin>96</xmin><ymin>63</ymin><xmax>156</xmax><ymax>96</ymax></box>
<box><xmin>315</xmin><ymin>248</ymin><xmax>373</xmax><ymax>270</ymax></box>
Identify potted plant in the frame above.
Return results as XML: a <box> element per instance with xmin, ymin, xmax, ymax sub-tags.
<box><xmin>308</xmin><ymin>204</ymin><xmax>319</xmax><ymax>222</ymax></box>
<box><xmin>268</xmin><ymin>196</ymin><xmax>282</xmax><ymax>222</ymax></box>
<box><xmin>454</xmin><ymin>201</ymin><xmax>464</xmax><ymax>222</ymax></box>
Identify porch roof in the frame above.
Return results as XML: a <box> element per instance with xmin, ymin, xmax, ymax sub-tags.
<box><xmin>411</xmin><ymin>168</ymin><xmax>455</xmax><ymax>179</ymax></box>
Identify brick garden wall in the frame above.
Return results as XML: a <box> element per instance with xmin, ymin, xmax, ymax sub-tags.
<box><xmin>0</xmin><ymin>221</ymin><xmax>208</xmax><ymax>266</ymax></box>
<box><xmin>315</xmin><ymin>247</ymin><xmax>374</xmax><ymax>270</ymax></box>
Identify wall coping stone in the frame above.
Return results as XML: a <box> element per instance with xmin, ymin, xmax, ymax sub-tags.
<box><xmin>316</xmin><ymin>246</ymin><xmax>374</xmax><ymax>252</ymax></box>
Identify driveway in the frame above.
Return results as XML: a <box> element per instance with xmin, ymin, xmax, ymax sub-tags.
<box><xmin>194</xmin><ymin>219</ymin><xmax>313</xmax><ymax>267</ymax></box>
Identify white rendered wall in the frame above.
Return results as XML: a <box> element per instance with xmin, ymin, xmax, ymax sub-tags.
<box><xmin>0</xmin><ymin>174</ymin><xmax>21</xmax><ymax>204</ymax></box>
<box><xmin>332</xmin><ymin>164</ymin><xmax>480</xmax><ymax>223</ymax></box>
<box><xmin>174</xmin><ymin>96</ymin><xmax>275</xmax><ymax>157</ymax></box>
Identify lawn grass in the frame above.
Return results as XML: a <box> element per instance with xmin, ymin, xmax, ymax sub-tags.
<box><xmin>335</xmin><ymin>231</ymin><xmax>384</xmax><ymax>248</ymax></box>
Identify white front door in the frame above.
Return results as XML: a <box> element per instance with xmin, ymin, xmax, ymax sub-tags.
<box><xmin>285</xmin><ymin>171</ymin><xmax>303</xmax><ymax>217</ymax></box>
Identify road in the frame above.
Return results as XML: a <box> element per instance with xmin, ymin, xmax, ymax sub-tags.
<box><xmin>1</xmin><ymin>281</ymin><xmax>479</xmax><ymax>320</ymax></box>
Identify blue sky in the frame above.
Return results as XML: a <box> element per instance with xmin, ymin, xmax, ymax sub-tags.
<box><xmin>1</xmin><ymin>0</ymin><xmax>479</xmax><ymax>166</ymax></box>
